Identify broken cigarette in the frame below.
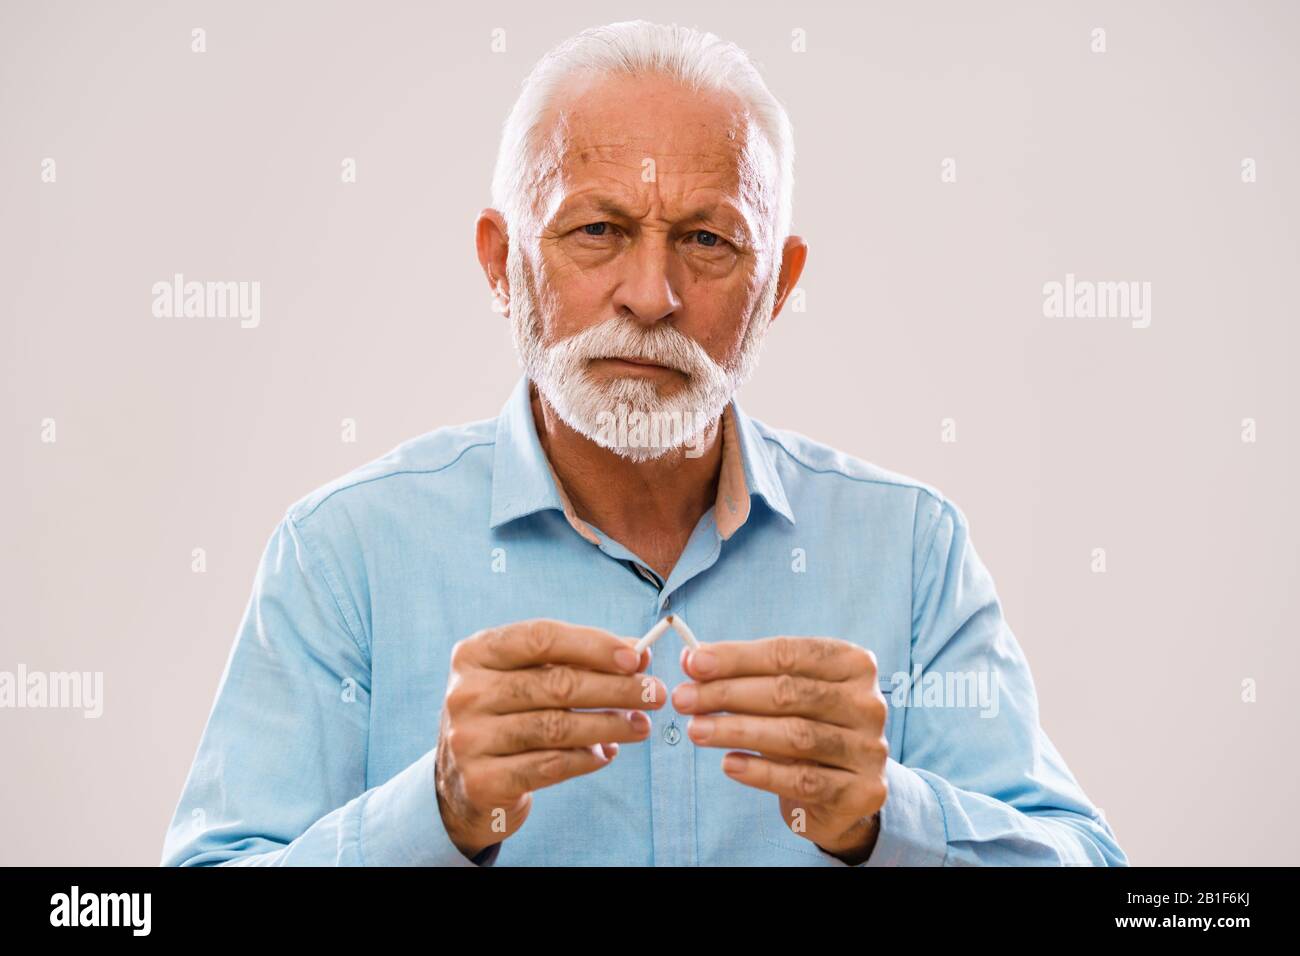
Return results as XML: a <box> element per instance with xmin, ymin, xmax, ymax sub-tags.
<box><xmin>633</xmin><ymin>617</ymin><xmax>672</xmax><ymax>655</ymax></box>
<box><xmin>634</xmin><ymin>613</ymin><xmax>700</xmax><ymax>655</ymax></box>
<box><xmin>669</xmin><ymin>614</ymin><xmax>700</xmax><ymax>650</ymax></box>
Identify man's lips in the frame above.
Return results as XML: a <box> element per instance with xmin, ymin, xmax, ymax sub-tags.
<box><xmin>594</xmin><ymin>356</ymin><xmax>676</xmax><ymax>371</ymax></box>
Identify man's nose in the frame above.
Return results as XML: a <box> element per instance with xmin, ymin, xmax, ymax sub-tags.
<box><xmin>611</xmin><ymin>237</ymin><xmax>682</xmax><ymax>324</ymax></box>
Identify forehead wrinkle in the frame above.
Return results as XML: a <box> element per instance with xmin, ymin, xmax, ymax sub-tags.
<box><xmin>558</xmin><ymin>140</ymin><xmax>749</xmax><ymax>209</ymax></box>
<box><xmin>556</xmin><ymin>186</ymin><xmax>653</xmax><ymax>223</ymax></box>
<box><xmin>564</xmin><ymin>133</ymin><xmax>748</xmax><ymax>170</ymax></box>
<box><xmin>528</xmin><ymin>77</ymin><xmax>777</xmax><ymax>246</ymax></box>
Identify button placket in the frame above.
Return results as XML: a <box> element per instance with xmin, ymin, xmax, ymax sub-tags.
<box><xmin>644</xmin><ymin>584</ymin><xmax>696</xmax><ymax>864</ymax></box>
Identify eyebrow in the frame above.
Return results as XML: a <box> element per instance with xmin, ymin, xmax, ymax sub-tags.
<box><xmin>554</xmin><ymin>194</ymin><xmax>752</xmax><ymax>240</ymax></box>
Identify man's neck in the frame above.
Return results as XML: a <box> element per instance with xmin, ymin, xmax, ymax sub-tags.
<box><xmin>530</xmin><ymin>383</ymin><xmax>723</xmax><ymax>581</ymax></box>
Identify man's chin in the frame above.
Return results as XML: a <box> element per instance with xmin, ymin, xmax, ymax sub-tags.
<box><xmin>540</xmin><ymin>385</ymin><xmax>708</xmax><ymax>460</ymax></box>
<box><xmin>593</xmin><ymin>440</ymin><xmax>679</xmax><ymax>464</ymax></box>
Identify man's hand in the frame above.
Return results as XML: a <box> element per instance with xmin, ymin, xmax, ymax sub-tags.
<box><xmin>435</xmin><ymin>619</ymin><xmax>664</xmax><ymax>859</ymax></box>
<box><xmin>672</xmin><ymin>636</ymin><xmax>889</xmax><ymax>864</ymax></box>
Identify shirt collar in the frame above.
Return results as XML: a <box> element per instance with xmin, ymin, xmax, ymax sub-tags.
<box><xmin>488</xmin><ymin>375</ymin><xmax>794</xmax><ymax>542</ymax></box>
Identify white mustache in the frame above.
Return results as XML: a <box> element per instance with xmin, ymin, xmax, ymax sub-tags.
<box><xmin>557</xmin><ymin>315</ymin><xmax>717</xmax><ymax>378</ymax></box>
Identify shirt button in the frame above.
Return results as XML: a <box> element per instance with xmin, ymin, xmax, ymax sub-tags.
<box><xmin>662</xmin><ymin>721</ymin><xmax>682</xmax><ymax>745</ymax></box>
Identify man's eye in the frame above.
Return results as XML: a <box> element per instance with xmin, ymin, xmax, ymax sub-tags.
<box><xmin>581</xmin><ymin>222</ymin><xmax>610</xmax><ymax>236</ymax></box>
<box><xmin>692</xmin><ymin>230</ymin><xmax>724</xmax><ymax>248</ymax></box>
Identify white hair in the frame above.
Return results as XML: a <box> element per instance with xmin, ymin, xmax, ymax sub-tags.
<box><xmin>490</xmin><ymin>19</ymin><xmax>794</xmax><ymax>249</ymax></box>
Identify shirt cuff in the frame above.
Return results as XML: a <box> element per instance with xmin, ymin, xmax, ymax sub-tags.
<box><xmin>861</xmin><ymin>758</ymin><xmax>949</xmax><ymax>866</ymax></box>
<box><xmin>357</xmin><ymin>748</ymin><xmax>496</xmax><ymax>867</ymax></box>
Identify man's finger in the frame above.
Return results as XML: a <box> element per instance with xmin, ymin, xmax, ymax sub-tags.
<box><xmin>481</xmin><ymin>747</ymin><xmax>617</xmax><ymax>803</ymax></box>
<box><xmin>485</xmin><ymin>667</ymin><xmax>667</xmax><ymax>714</ymax></box>
<box><xmin>684</xmin><ymin>636</ymin><xmax>876</xmax><ymax>682</ymax></box>
<box><xmin>469</xmin><ymin>619</ymin><xmax>644</xmax><ymax>674</ymax></box>
<box><xmin>672</xmin><ymin>674</ymin><xmax>868</xmax><ymax>727</ymax></box>
<box><xmin>685</xmin><ymin>713</ymin><xmax>866</xmax><ymax>772</ymax></box>
<box><xmin>484</xmin><ymin>709</ymin><xmax>653</xmax><ymax>755</ymax></box>
<box><xmin>718</xmin><ymin>752</ymin><xmax>859</xmax><ymax>805</ymax></box>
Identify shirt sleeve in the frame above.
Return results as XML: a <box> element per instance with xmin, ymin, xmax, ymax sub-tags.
<box><xmin>859</xmin><ymin>493</ymin><xmax>1129</xmax><ymax>867</ymax></box>
<box><xmin>159</xmin><ymin>512</ymin><xmax>491</xmax><ymax>867</ymax></box>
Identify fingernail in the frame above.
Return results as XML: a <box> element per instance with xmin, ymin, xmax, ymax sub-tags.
<box><xmin>689</xmin><ymin>716</ymin><xmax>714</xmax><ymax>741</ymax></box>
<box><xmin>673</xmin><ymin>683</ymin><xmax>697</xmax><ymax>710</ymax></box>
<box><xmin>614</xmin><ymin>648</ymin><xmax>638</xmax><ymax>671</ymax></box>
<box><xmin>627</xmin><ymin>710</ymin><xmax>649</xmax><ymax>732</ymax></box>
<box><xmin>723</xmin><ymin>753</ymin><xmax>748</xmax><ymax>774</ymax></box>
<box><xmin>691</xmin><ymin>649</ymin><xmax>717</xmax><ymax>676</ymax></box>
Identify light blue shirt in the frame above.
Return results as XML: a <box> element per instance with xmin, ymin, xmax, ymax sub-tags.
<box><xmin>161</xmin><ymin>375</ymin><xmax>1127</xmax><ymax>866</ymax></box>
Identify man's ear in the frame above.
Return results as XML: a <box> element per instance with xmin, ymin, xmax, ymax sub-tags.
<box><xmin>475</xmin><ymin>208</ymin><xmax>511</xmax><ymax>316</ymax></box>
<box><xmin>769</xmin><ymin>235</ymin><xmax>808</xmax><ymax>323</ymax></box>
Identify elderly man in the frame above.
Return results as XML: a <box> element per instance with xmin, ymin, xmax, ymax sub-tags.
<box><xmin>162</xmin><ymin>21</ymin><xmax>1126</xmax><ymax>867</ymax></box>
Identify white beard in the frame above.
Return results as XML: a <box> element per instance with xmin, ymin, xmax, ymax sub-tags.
<box><xmin>507</xmin><ymin>247</ymin><xmax>778</xmax><ymax>462</ymax></box>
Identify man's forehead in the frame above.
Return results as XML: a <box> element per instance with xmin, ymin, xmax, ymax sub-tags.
<box><xmin>549</xmin><ymin>71</ymin><xmax>755</xmax><ymax>161</ymax></box>
<box><xmin>532</xmin><ymin>72</ymin><xmax>776</xmax><ymax>224</ymax></box>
